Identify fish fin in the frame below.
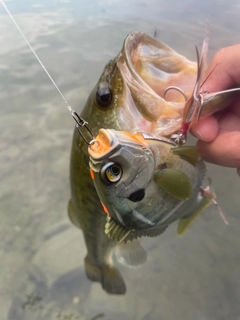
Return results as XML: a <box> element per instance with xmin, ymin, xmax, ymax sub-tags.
<box><xmin>171</xmin><ymin>146</ymin><xmax>200</xmax><ymax>166</ymax></box>
<box><xmin>67</xmin><ymin>199</ymin><xmax>82</xmax><ymax>229</ymax></box>
<box><xmin>115</xmin><ymin>240</ymin><xmax>147</xmax><ymax>267</ymax></box>
<box><xmin>155</xmin><ymin>168</ymin><xmax>192</xmax><ymax>200</ymax></box>
<box><xmin>177</xmin><ymin>196</ymin><xmax>210</xmax><ymax>236</ymax></box>
<box><xmin>84</xmin><ymin>256</ymin><xmax>126</xmax><ymax>295</ymax></box>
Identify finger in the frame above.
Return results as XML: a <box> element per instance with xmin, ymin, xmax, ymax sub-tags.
<box><xmin>204</xmin><ymin>45</ymin><xmax>240</xmax><ymax>91</ymax></box>
<box><xmin>203</xmin><ymin>45</ymin><xmax>240</xmax><ymax>93</ymax></box>
<box><xmin>191</xmin><ymin>116</ymin><xmax>219</xmax><ymax>142</ymax></box>
<box><xmin>197</xmin><ymin>130</ymin><xmax>240</xmax><ymax>167</ymax></box>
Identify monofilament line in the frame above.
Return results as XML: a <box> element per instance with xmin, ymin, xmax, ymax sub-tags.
<box><xmin>0</xmin><ymin>0</ymin><xmax>71</xmax><ymax>111</ymax></box>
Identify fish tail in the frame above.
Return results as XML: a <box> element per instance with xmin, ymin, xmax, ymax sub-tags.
<box><xmin>84</xmin><ymin>256</ymin><xmax>126</xmax><ymax>295</ymax></box>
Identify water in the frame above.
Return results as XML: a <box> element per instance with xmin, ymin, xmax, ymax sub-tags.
<box><xmin>0</xmin><ymin>1</ymin><xmax>240</xmax><ymax>319</ymax></box>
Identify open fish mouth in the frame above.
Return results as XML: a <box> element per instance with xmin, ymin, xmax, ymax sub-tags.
<box><xmin>115</xmin><ymin>32</ymin><xmax>197</xmax><ymax>135</ymax></box>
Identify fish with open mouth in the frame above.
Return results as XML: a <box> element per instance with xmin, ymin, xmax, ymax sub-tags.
<box><xmin>68</xmin><ymin>32</ymin><xmax>237</xmax><ymax>294</ymax></box>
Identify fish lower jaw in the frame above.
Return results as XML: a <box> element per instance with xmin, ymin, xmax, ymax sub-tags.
<box><xmin>105</xmin><ymin>216</ymin><xmax>168</xmax><ymax>243</ymax></box>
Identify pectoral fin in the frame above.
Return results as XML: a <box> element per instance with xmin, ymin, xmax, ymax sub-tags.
<box><xmin>177</xmin><ymin>196</ymin><xmax>211</xmax><ymax>235</ymax></box>
<box><xmin>115</xmin><ymin>240</ymin><xmax>147</xmax><ymax>267</ymax></box>
<box><xmin>155</xmin><ymin>168</ymin><xmax>192</xmax><ymax>200</ymax></box>
<box><xmin>171</xmin><ymin>146</ymin><xmax>199</xmax><ymax>166</ymax></box>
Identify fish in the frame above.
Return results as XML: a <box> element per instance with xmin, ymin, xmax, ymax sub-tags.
<box><xmin>88</xmin><ymin>129</ymin><xmax>211</xmax><ymax>243</ymax></box>
<box><xmin>68</xmin><ymin>32</ymin><xmax>236</xmax><ymax>294</ymax></box>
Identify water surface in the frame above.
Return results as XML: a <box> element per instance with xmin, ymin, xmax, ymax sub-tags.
<box><xmin>0</xmin><ymin>1</ymin><xmax>240</xmax><ymax>319</ymax></box>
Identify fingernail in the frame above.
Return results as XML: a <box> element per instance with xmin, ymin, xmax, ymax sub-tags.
<box><xmin>191</xmin><ymin>124</ymin><xmax>204</xmax><ymax>140</ymax></box>
<box><xmin>194</xmin><ymin>127</ymin><xmax>204</xmax><ymax>140</ymax></box>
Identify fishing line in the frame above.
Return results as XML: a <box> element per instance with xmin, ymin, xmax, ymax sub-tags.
<box><xmin>0</xmin><ymin>0</ymin><xmax>70</xmax><ymax>109</ymax></box>
<box><xmin>0</xmin><ymin>0</ymin><xmax>94</xmax><ymax>143</ymax></box>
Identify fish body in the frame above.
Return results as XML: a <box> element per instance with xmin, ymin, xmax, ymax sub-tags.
<box><xmin>68</xmin><ymin>32</ymin><xmax>235</xmax><ymax>294</ymax></box>
<box><xmin>69</xmin><ymin>32</ymin><xmax>199</xmax><ymax>294</ymax></box>
<box><xmin>88</xmin><ymin>129</ymin><xmax>210</xmax><ymax>243</ymax></box>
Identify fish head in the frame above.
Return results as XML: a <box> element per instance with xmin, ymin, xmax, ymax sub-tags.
<box><xmin>82</xmin><ymin>32</ymin><xmax>197</xmax><ymax>137</ymax></box>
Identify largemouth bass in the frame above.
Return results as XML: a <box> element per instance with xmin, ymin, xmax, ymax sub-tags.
<box><xmin>68</xmin><ymin>32</ymin><xmax>235</xmax><ymax>294</ymax></box>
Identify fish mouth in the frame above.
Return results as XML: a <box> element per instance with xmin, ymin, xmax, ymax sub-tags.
<box><xmin>116</xmin><ymin>32</ymin><xmax>197</xmax><ymax>135</ymax></box>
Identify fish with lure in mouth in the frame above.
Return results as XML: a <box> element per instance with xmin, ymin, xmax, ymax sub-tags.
<box><xmin>68</xmin><ymin>32</ymin><xmax>238</xmax><ymax>294</ymax></box>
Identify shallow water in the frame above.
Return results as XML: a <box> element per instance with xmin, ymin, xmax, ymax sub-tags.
<box><xmin>0</xmin><ymin>0</ymin><xmax>240</xmax><ymax>319</ymax></box>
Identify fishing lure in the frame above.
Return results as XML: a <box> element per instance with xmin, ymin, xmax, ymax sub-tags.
<box><xmin>88</xmin><ymin>128</ymin><xmax>211</xmax><ymax>243</ymax></box>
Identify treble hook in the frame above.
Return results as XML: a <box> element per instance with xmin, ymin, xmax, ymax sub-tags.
<box><xmin>68</xmin><ymin>106</ymin><xmax>94</xmax><ymax>145</ymax></box>
<box><xmin>197</xmin><ymin>93</ymin><xmax>204</xmax><ymax>121</ymax></box>
<box><xmin>163</xmin><ymin>86</ymin><xmax>188</xmax><ymax>146</ymax></box>
<box><xmin>163</xmin><ymin>86</ymin><xmax>188</xmax><ymax>101</ymax></box>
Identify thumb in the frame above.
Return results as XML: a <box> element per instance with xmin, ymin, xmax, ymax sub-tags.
<box><xmin>191</xmin><ymin>116</ymin><xmax>219</xmax><ymax>142</ymax></box>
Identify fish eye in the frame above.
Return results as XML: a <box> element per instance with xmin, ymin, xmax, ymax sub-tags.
<box><xmin>101</xmin><ymin>162</ymin><xmax>122</xmax><ymax>183</ymax></box>
<box><xmin>96</xmin><ymin>87</ymin><xmax>112</xmax><ymax>108</ymax></box>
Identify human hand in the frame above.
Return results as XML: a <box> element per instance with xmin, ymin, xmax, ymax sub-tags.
<box><xmin>191</xmin><ymin>44</ymin><xmax>240</xmax><ymax>175</ymax></box>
